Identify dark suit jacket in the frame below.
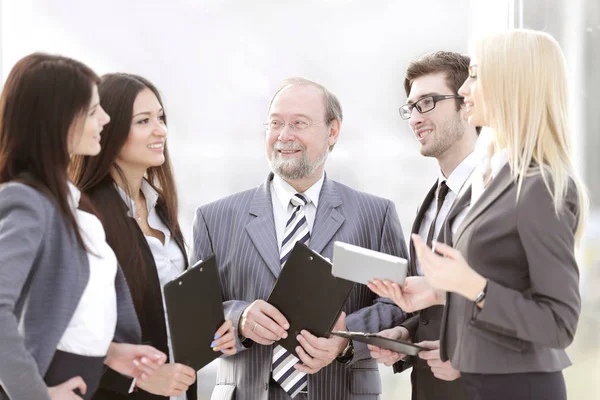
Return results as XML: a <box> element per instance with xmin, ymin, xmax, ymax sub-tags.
<box><xmin>89</xmin><ymin>184</ymin><xmax>197</xmax><ymax>400</ymax></box>
<box><xmin>439</xmin><ymin>165</ymin><xmax>580</xmax><ymax>374</ymax></box>
<box><xmin>392</xmin><ymin>181</ymin><xmax>467</xmax><ymax>400</ymax></box>
<box><xmin>191</xmin><ymin>173</ymin><xmax>408</xmax><ymax>400</ymax></box>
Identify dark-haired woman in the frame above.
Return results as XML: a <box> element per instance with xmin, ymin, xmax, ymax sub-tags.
<box><xmin>0</xmin><ymin>54</ymin><xmax>166</xmax><ymax>400</ymax></box>
<box><xmin>71</xmin><ymin>73</ymin><xmax>236</xmax><ymax>400</ymax></box>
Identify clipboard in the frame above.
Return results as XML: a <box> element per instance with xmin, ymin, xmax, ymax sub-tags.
<box><xmin>329</xmin><ymin>330</ymin><xmax>426</xmax><ymax>356</ymax></box>
<box><xmin>267</xmin><ymin>242</ymin><xmax>354</xmax><ymax>358</ymax></box>
<box><xmin>163</xmin><ymin>256</ymin><xmax>225</xmax><ymax>371</ymax></box>
<box><xmin>332</xmin><ymin>241</ymin><xmax>408</xmax><ymax>286</ymax></box>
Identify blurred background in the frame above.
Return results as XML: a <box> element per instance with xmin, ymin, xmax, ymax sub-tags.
<box><xmin>1</xmin><ymin>0</ymin><xmax>598</xmax><ymax>398</ymax></box>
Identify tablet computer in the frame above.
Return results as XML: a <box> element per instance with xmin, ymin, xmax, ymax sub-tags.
<box><xmin>332</xmin><ymin>241</ymin><xmax>408</xmax><ymax>286</ymax></box>
<box><xmin>164</xmin><ymin>256</ymin><xmax>225</xmax><ymax>371</ymax></box>
<box><xmin>329</xmin><ymin>330</ymin><xmax>426</xmax><ymax>356</ymax></box>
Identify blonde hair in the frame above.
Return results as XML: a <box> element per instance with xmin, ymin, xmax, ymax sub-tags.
<box><xmin>475</xmin><ymin>29</ymin><xmax>589</xmax><ymax>242</ymax></box>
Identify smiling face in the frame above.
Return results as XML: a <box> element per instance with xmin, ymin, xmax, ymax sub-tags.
<box><xmin>69</xmin><ymin>84</ymin><xmax>110</xmax><ymax>156</ymax></box>
<box><xmin>458</xmin><ymin>62</ymin><xmax>486</xmax><ymax>127</ymax></box>
<box><xmin>265</xmin><ymin>83</ymin><xmax>339</xmax><ymax>184</ymax></box>
<box><xmin>407</xmin><ymin>72</ymin><xmax>466</xmax><ymax>159</ymax></box>
<box><xmin>115</xmin><ymin>88</ymin><xmax>167</xmax><ymax>173</ymax></box>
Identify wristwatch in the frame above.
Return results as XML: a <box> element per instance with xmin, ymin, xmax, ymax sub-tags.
<box><xmin>473</xmin><ymin>280</ymin><xmax>488</xmax><ymax>304</ymax></box>
<box><xmin>336</xmin><ymin>340</ymin><xmax>354</xmax><ymax>364</ymax></box>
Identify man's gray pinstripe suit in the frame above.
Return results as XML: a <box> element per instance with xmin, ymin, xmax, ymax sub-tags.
<box><xmin>191</xmin><ymin>173</ymin><xmax>408</xmax><ymax>400</ymax></box>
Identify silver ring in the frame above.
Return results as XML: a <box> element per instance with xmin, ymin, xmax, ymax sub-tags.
<box><xmin>252</xmin><ymin>322</ymin><xmax>259</xmax><ymax>332</ymax></box>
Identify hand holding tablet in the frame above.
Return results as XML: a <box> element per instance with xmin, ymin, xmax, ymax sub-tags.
<box><xmin>332</xmin><ymin>241</ymin><xmax>408</xmax><ymax>286</ymax></box>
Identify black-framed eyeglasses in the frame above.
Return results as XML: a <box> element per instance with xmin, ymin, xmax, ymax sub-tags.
<box><xmin>398</xmin><ymin>95</ymin><xmax>464</xmax><ymax>120</ymax></box>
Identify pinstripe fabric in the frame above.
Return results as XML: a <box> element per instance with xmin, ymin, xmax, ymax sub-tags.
<box><xmin>191</xmin><ymin>173</ymin><xmax>408</xmax><ymax>400</ymax></box>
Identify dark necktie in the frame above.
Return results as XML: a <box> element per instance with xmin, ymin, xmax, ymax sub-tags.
<box><xmin>426</xmin><ymin>181</ymin><xmax>450</xmax><ymax>247</ymax></box>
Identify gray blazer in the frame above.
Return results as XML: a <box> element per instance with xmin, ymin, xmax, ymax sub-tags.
<box><xmin>440</xmin><ymin>165</ymin><xmax>581</xmax><ymax>374</ymax></box>
<box><xmin>0</xmin><ymin>183</ymin><xmax>141</xmax><ymax>400</ymax></box>
<box><xmin>191</xmin><ymin>174</ymin><xmax>408</xmax><ymax>400</ymax></box>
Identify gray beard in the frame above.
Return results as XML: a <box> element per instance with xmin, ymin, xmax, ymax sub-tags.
<box><xmin>269</xmin><ymin>145</ymin><xmax>328</xmax><ymax>180</ymax></box>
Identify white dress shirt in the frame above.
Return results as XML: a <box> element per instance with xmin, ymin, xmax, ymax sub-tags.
<box><xmin>271</xmin><ymin>173</ymin><xmax>324</xmax><ymax>250</ymax></box>
<box><xmin>118</xmin><ymin>180</ymin><xmax>187</xmax><ymax>400</ymax></box>
<box><xmin>449</xmin><ymin>148</ymin><xmax>510</xmax><ymax>236</ymax></box>
<box><xmin>416</xmin><ymin>153</ymin><xmax>478</xmax><ymax>275</ymax></box>
<box><xmin>57</xmin><ymin>183</ymin><xmax>118</xmax><ymax>356</ymax></box>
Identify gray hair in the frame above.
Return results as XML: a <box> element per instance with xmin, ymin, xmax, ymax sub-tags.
<box><xmin>267</xmin><ymin>76</ymin><xmax>343</xmax><ymax>124</ymax></box>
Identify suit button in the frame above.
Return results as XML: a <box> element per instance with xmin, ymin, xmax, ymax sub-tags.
<box><xmin>420</xmin><ymin>319</ymin><xmax>429</xmax><ymax>325</ymax></box>
<box><xmin>265</xmin><ymin>382</ymin><xmax>269</xmax><ymax>391</ymax></box>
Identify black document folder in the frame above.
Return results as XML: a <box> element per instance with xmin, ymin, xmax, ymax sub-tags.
<box><xmin>164</xmin><ymin>256</ymin><xmax>224</xmax><ymax>371</ymax></box>
<box><xmin>267</xmin><ymin>242</ymin><xmax>355</xmax><ymax>358</ymax></box>
<box><xmin>329</xmin><ymin>330</ymin><xmax>426</xmax><ymax>356</ymax></box>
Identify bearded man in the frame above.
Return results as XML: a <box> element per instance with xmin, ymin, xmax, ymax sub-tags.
<box><xmin>191</xmin><ymin>77</ymin><xmax>409</xmax><ymax>400</ymax></box>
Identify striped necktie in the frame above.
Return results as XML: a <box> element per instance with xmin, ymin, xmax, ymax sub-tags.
<box><xmin>272</xmin><ymin>193</ymin><xmax>310</xmax><ymax>398</ymax></box>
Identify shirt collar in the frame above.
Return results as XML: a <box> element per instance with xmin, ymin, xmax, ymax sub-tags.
<box><xmin>115</xmin><ymin>179</ymin><xmax>160</xmax><ymax>218</ymax></box>
<box><xmin>272</xmin><ymin>173</ymin><xmax>324</xmax><ymax>211</ymax></box>
<box><xmin>490</xmin><ymin>148</ymin><xmax>509</xmax><ymax>179</ymax></box>
<box><xmin>67</xmin><ymin>181</ymin><xmax>81</xmax><ymax>209</ymax></box>
<box><xmin>437</xmin><ymin>152</ymin><xmax>478</xmax><ymax>194</ymax></box>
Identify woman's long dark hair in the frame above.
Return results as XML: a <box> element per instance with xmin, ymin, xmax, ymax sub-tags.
<box><xmin>70</xmin><ymin>73</ymin><xmax>183</xmax><ymax>321</ymax></box>
<box><xmin>0</xmin><ymin>53</ymin><xmax>99</xmax><ymax>248</ymax></box>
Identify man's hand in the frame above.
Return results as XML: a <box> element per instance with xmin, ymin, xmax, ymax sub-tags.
<box><xmin>105</xmin><ymin>343</ymin><xmax>167</xmax><ymax>380</ymax></box>
<box><xmin>239</xmin><ymin>300</ymin><xmax>289</xmax><ymax>345</ymax></box>
<box><xmin>294</xmin><ymin>312</ymin><xmax>348</xmax><ymax>374</ymax></box>
<box><xmin>48</xmin><ymin>376</ymin><xmax>86</xmax><ymax>400</ymax></box>
<box><xmin>135</xmin><ymin>363</ymin><xmax>196</xmax><ymax>397</ymax></box>
<box><xmin>417</xmin><ymin>340</ymin><xmax>461</xmax><ymax>381</ymax></box>
<box><xmin>367</xmin><ymin>326</ymin><xmax>411</xmax><ymax>366</ymax></box>
<box><xmin>368</xmin><ymin>276</ymin><xmax>444</xmax><ymax>313</ymax></box>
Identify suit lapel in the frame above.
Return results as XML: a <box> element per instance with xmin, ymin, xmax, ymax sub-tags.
<box><xmin>309</xmin><ymin>176</ymin><xmax>345</xmax><ymax>254</ymax></box>
<box><xmin>453</xmin><ymin>164</ymin><xmax>513</xmax><ymax>245</ymax></box>
<box><xmin>245</xmin><ymin>173</ymin><xmax>282</xmax><ymax>278</ymax></box>
<box><xmin>408</xmin><ymin>181</ymin><xmax>438</xmax><ymax>276</ymax></box>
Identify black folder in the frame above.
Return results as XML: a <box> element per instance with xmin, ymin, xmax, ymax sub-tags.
<box><xmin>329</xmin><ymin>331</ymin><xmax>426</xmax><ymax>356</ymax></box>
<box><xmin>267</xmin><ymin>242</ymin><xmax>355</xmax><ymax>358</ymax></box>
<box><xmin>163</xmin><ymin>256</ymin><xmax>224</xmax><ymax>371</ymax></box>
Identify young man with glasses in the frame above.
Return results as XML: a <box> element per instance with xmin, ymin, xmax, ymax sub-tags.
<box><xmin>191</xmin><ymin>77</ymin><xmax>408</xmax><ymax>400</ymax></box>
<box><xmin>368</xmin><ymin>52</ymin><xmax>480</xmax><ymax>400</ymax></box>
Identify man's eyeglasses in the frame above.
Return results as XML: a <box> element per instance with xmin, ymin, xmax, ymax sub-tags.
<box><xmin>398</xmin><ymin>95</ymin><xmax>464</xmax><ymax>120</ymax></box>
<box><xmin>263</xmin><ymin>119</ymin><xmax>324</xmax><ymax>132</ymax></box>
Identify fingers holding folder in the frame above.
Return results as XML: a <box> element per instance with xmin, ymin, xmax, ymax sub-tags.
<box><xmin>239</xmin><ymin>299</ymin><xmax>290</xmax><ymax>345</ymax></box>
<box><xmin>294</xmin><ymin>311</ymin><xmax>349</xmax><ymax>374</ymax></box>
<box><xmin>211</xmin><ymin>320</ymin><xmax>237</xmax><ymax>356</ymax></box>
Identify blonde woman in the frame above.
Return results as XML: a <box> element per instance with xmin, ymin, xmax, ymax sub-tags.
<box><xmin>369</xmin><ymin>29</ymin><xmax>589</xmax><ymax>400</ymax></box>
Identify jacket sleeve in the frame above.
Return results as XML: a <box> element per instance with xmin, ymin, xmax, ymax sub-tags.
<box><xmin>345</xmin><ymin>201</ymin><xmax>409</xmax><ymax>365</ymax></box>
<box><xmin>391</xmin><ymin>314</ymin><xmax>420</xmax><ymax>373</ymax></box>
<box><xmin>0</xmin><ymin>185</ymin><xmax>52</xmax><ymax>400</ymax></box>
<box><xmin>470</xmin><ymin>177</ymin><xmax>580</xmax><ymax>348</ymax></box>
<box><xmin>191</xmin><ymin>206</ymin><xmax>251</xmax><ymax>354</ymax></box>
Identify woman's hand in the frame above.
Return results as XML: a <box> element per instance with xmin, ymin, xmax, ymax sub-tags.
<box><xmin>48</xmin><ymin>376</ymin><xmax>86</xmax><ymax>400</ymax></box>
<box><xmin>368</xmin><ymin>276</ymin><xmax>444</xmax><ymax>312</ymax></box>
<box><xmin>211</xmin><ymin>320</ymin><xmax>237</xmax><ymax>356</ymax></box>
<box><xmin>105</xmin><ymin>343</ymin><xmax>167</xmax><ymax>380</ymax></box>
<box><xmin>135</xmin><ymin>363</ymin><xmax>196</xmax><ymax>397</ymax></box>
<box><xmin>412</xmin><ymin>234</ymin><xmax>486</xmax><ymax>300</ymax></box>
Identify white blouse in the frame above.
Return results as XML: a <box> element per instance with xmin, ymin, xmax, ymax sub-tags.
<box><xmin>56</xmin><ymin>183</ymin><xmax>118</xmax><ymax>357</ymax></box>
<box><xmin>117</xmin><ymin>180</ymin><xmax>187</xmax><ymax>400</ymax></box>
<box><xmin>450</xmin><ymin>147</ymin><xmax>510</xmax><ymax>236</ymax></box>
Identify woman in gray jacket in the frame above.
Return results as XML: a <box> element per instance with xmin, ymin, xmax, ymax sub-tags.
<box><xmin>0</xmin><ymin>53</ymin><xmax>167</xmax><ymax>400</ymax></box>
